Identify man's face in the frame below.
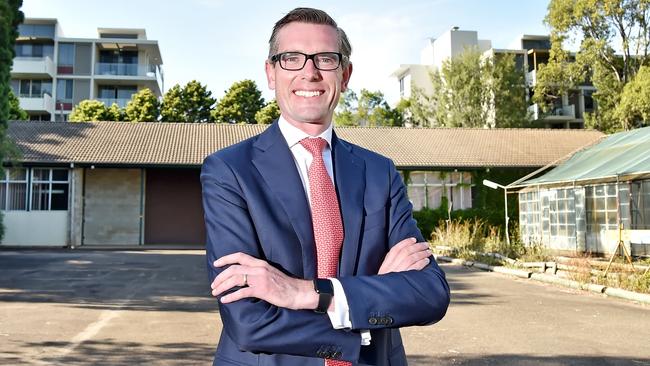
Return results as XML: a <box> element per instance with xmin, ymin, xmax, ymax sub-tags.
<box><xmin>265</xmin><ymin>22</ymin><xmax>352</xmax><ymax>133</ymax></box>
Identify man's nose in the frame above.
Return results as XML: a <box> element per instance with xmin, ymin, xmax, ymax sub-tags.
<box><xmin>301</xmin><ymin>58</ymin><xmax>321</xmax><ymax>79</ymax></box>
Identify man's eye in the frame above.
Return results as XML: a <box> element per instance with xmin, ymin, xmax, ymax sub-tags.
<box><xmin>282</xmin><ymin>54</ymin><xmax>302</xmax><ymax>63</ymax></box>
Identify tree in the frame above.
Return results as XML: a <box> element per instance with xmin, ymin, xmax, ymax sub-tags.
<box><xmin>212</xmin><ymin>79</ymin><xmax>265</xmax><ymax>124</ymax></box>
<box><xmin>183</xmin><ymin>80</ymin><xmax>215</xmax><ymax>122</ymax></box>
<box><xmin>333</xmin><ymin>89</ymin><xmax>404</xmax><ymax>127</ymax></box>
<box><xmin>8</xmin><ymin>90</ymin><xmax>27</xmax><ymax>120</ymax></box>
<box><xmin>255</xmin><ymin>99</ymin><xmax>280</xmax><ymax>124</ymax></box>
<box><xmin>535</xmin><ymin>0</ymin><xmax>650</xmax><ymax>133</ymax></box>
<box><xmin>106</xmin><ymin>103</ymin><xmax>124</xmax><ymax>122</ymax></box>
<box><xmin>160</xmin><ymin>81</ymin><xmax>215</xmax><ymax>122</ymax></box>
<box><xmin>333</xmin><ymin>89</ymin><xmax>358</xmax><ymax>126</ymax></box>
<box><xmin>125</xmin><ymin>88</ymin><xmax>159</xmax><ymax>122</ymax></box>
<box><xmin>408</xmin><ymin>48</ymin><xmax>528</xmax><ymax>128</ymax></box>
<box><xmin>616</xmin><ymin>65</ymin><xmax>650</xmax><ymax>128</ymax></box>
<box><xmin>488</xmin><ymin>53</ymin><xmax>531</xmax><ymax>128</ymax></box>
<box><xmin>69</xmin><ymin>100</ymin><xmax>111</xmax><ymax>122</ymax></box>
<box><xmin>1</xmin><ymin>0</ymin><xmax>24</xmax><ymax>240</ymax></box>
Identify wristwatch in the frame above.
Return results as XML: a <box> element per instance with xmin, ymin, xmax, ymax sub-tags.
<box><xmin>313</xmin><ymin>278</ymin><xmax>334</xmax><ymax>313</ymax></box>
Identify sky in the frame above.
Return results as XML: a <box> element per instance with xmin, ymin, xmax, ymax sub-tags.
<box><xmin>21</xmin><ymin>0</ymin><xmax>551</xmax><ymax>105</ymax></box>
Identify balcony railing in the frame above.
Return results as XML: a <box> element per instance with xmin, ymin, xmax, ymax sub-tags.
<box><xmin>19</xmin><ymin>92</ymin><xmax>54</xmax><ymax>113</ymax></box>
<box><xmin>11</xmin><ymin>56</ymin><xmax>55</xmax><ymax>77</ymax></box>
<box><xmin>528</xmin><ymin>103</ymin><xmax>576</xmax><ymax>121</ymax></box>
<box><xmin>98</xmin><ymin>98</ymin><xmax>131</xmax><ymax>108</ymax></box>
<box><xmin>94</xmin><ymin>62</ymin><xmax>158</xmax><ymax>78</ymax></box>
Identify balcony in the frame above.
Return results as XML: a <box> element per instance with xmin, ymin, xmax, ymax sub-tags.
<box><xmin>528</xmin><ymin>103</ymin><xmax>576</xmax><ymax>121</ymax></box>
<box><xmin>98</xmin><ymin>98</ymin><xmax>131</xmax><ymax>108</ymax></box>
<box><xmin>19</xmin><ymin>92</ymin><xmax>54</xmax><ymax>113</ymax></box>
<box><xmin>94</xmin><ymin>62</ymin><xmax>158</xmax><ymax>78</ymax></box>
<box><xmin>11</xmin><ymin>56</ymin><xmax>55</xmax><ymax>77</ymax></box>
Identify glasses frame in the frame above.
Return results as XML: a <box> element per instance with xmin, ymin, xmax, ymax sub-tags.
<box><xmin>270</xmin><ymin>51</ymin><xmax>344</xmax><ymax>71</ymax></box>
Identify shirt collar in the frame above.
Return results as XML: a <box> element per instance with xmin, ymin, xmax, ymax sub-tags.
<box><xmin>278</xmin><ymin>115</ymin><xmax>333</xmax><ymax>149</ymax></box>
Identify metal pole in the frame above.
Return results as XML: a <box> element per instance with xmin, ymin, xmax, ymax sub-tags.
<box><xmin>505</xmin><ymin>188</ymin><xmax>510</xmax><ymax>246</ymax></box>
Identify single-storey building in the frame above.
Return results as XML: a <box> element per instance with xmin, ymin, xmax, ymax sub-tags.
<box><xmin>513</xmin><ymin>126</ymin><xmax>650</xmax><ymax>256</ymax></box>
<box><xmin>1</xmin><ymin>121</ymin><xmax>603</xmax><ymax>247</ymax></box>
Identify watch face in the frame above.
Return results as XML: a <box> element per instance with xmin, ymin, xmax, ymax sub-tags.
<box><xmin>315</xmin><ymin>279</ymin><xmax>334</xmax><ymax>294</ymax></box>
<box><xmin>314</xmin><ymin>279</ymin><xmax>334</xmax><ymax>313</ymax></box>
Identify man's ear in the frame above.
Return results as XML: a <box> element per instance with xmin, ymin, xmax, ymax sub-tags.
<box><xmin>341</xmin><ymin>62</ymin><xmax>353</xmax><ymax>92</ymax></box>
<box><xmin>265</xmin><ymin>61</ymin><xmax>276</xmax><ymax>90</ymax></box>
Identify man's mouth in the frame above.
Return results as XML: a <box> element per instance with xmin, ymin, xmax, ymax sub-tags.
<box><xmin>294</xmin><ymin>90</ymin><xmax>323</xmax><ymax>98</ymax></box>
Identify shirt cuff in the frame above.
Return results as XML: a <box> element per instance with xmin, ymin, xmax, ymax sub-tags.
<box><xmin>327</xmin><ymin>278</ymin><xmax>371</xmax><ymax>346</ymax></box>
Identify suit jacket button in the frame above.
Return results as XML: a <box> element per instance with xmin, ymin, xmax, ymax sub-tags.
<box><xmin>333</xmin><ymin>351</ymin><xmax>342</xmax><ymax>359</ymax></box>
<box><xmin>387</xmin><ymin>316</ymin><xmax>394</xmax><ymax>325</ymax></box>
<box><xmin>368</xmin><ymin>317</ymin><xmax>377</xmax><ymax>325</ymax></box>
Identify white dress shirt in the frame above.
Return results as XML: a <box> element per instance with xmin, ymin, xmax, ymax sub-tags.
<box><xmin>278</xmin><ymin>116</ymin><xmax>371</xmax><ymax>346</ymax></box>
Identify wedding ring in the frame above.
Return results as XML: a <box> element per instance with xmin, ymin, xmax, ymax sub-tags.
<box><xmin>243</xmin><ymin>273</ymin><xmax>248</xmax><ymax>287</ymax></box>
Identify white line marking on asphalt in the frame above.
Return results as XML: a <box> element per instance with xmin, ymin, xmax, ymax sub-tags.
<box><xmin>41</xmin><ymin>272</ymin><xmax>158</xmax><ymax>362</ymax></box>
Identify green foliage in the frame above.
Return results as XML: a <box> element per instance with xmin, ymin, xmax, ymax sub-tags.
<box><xmin>334</xmin><ymin>89</ymin><xmax>404</xmax><ymax>127</ymax></box>
<box><xmin>125</xmin><ymin>88</ymin><xmax>159</xmax><ymax>122</ymax></box>
<box><xmin>69</xmin><ymin>100</ymin><xmax>111</xmax><ymax>122</ymax></box>
<box><xmin>212</xmin><ymin>79</ymin><xmax>264</xmax><ymax>124</ymax></box>
<box><xmin>489</xmin><ymin>53</ymin><xmax>532</xmax><ymax>128</ymax></box>
<box><xmin>8</xmin><ymin>89</ymin><xmax>27</xmax><ymax>120</ymax></box>
<box><xmin>0</xmin><ymin>0</ymin><xmax>24</xmax><ymax>241</ymax></box>
<box><xmin>255</xmin><ymin>99</ymin><xmax>280</xmax><ymax>124</ymax></box>
<box><xmin>161</xmin><ymin>81</ymin><xmax>215</xmax><ymax>122</ymax></box>
<box><xmin>160</xmin><ymin>84</ymin><xmax>185</xmax><ymax>122</ymax></box>
<box><xmin>106</xmin><ymin>103</ymin><xmax>124</xmax><ymax>122</ymax></box>
<box><xmin>537</xmin><ymin>0</ymin><xmax>650</xmax><ymax>133</ymax></box>
<box><xmin>615</xmin><ymin>65</ymin><xmax>650</xmax><ymax>129</ymax></box>
<box><xmin>408</xmin><ymin>48</ymin><xmax>529</xmax><ymax>128</ymax></box>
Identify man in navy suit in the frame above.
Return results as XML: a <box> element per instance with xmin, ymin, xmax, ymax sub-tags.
<box><xmin>201</xmin><ymin>7</ymin><xmax>450</xmax><ymax>366</ymax></box>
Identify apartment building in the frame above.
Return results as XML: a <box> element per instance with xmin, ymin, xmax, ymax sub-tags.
<box><xmin>392</xmin><ymin>29</ymin><xmax>593</xmax><ymax>129</ymax></box>
<box><xmin>10</xmin><ymin>18</ymin><xmax>163</xmax><ymax>121</ymax></box>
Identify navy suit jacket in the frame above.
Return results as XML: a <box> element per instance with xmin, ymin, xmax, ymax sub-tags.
<box><xmin>201</xmin><ymin>121</ymin><xmax>450</xmax><ymax>366</ymax></box>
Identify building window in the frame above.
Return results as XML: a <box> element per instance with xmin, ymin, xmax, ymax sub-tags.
<box><xmin>586</xmin><ymin>184</ymin><xmax>618</xmax><ymax>232</ymax></box>
<box><xmin>56</xmin><ymin>79</ymin><xmax>74</xmax><ymax>112</ymax></box>
<box><xmin>631</xmin><ymin>180</ymin><xmax>650</xmax><ymax>230</ymax></box>
<box><xmin>519</xmin><ymin>190</ymin><xmax>541</xmax><ymax>244</ymax></box>
<box><xmin>405</xmin><ymin>171</ymin><xmax>472</xmax><ymax>211</ymax></box>
<box><xmin>549</xmin><ymin>188</ymin><xmax>576</xmax><ymax>240</ymax></box>
<box><xmin>14</xmin><ymin>42</ymin><xmax>54</xmax><ymax>58</ymax></box>
<box><xmin>31</xmin><ymin>168</ymin><xmax>69</xmax><ymax>211</ymax></box>
<box><xmin>0</xmin><ymin>168</ymin><xmax>28</xmax><ymax>211</ymax></box>
<box><xmin>14</xmin><ymin>79</ymin><xmax>52</xmax><ymax>98</ymax></box>
<box><xmin>57</xmin><ymin>43</ymin><xmax>75</xmax><ymax>74</ymax></box>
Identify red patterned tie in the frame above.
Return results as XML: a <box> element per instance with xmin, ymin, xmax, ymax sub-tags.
<box><xmin>300</xmin><ymin>138</ymin><xmax>350</xmax><ymax>366</ymax></box>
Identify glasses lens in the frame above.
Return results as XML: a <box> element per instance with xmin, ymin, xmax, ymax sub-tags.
<box><xmin>314</xmin><ymin>53</ymin><xmax>340</xmax><ymax>70</ymax></box>
<box><xmin>280</xmin><ymin>52</ymin><xmax>306</xmax><ymax>70</ymax></box>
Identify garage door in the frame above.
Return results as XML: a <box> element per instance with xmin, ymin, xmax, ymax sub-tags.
<box><xmin>144</xmin><ymin>168</ymin><xmax>205</xmax><ymax>245</ymax></box>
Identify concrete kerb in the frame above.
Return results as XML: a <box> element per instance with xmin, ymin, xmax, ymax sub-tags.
<box><xmin>434</xmin><ymin>254</ymin><xmax>650</xmax><ymax>305</ymax></box>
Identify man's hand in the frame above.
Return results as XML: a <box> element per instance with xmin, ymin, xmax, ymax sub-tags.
<box><xmin>378</xmin><ymin>237</ymin><xmax>432</xmax><ymax>275</ymax></box>
<box><xmin>211</xmin><ymin>252</ymin><xmax>318</xmax><ymax>310</ymax></box>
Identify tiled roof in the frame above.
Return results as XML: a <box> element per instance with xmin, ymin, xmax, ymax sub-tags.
<box><xmin>6</xmin><ymin>121</ymin><xmax>604</xmax><ymax>168</ymax></box>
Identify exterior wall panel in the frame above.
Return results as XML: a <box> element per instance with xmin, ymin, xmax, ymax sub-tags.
<box><xmin>83</xmin><ymin>168</ymin><xmax>141</xmax><ymax>245</ymax></box>
<box><xmin>74</xmin><ymin>43</ymin><xmax>92</xmax><ymax>75</ymax></box>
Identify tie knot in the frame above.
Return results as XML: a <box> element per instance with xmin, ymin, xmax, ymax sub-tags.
<box><xmin>300</xmin><ymin>137</ymin><xmax>328</xmax><ymax>157</ymax></box>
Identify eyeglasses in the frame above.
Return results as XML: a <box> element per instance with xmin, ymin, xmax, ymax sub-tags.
<box><xmin>270</xmin><ymin>52</ymin><xmax>344</xmax><ymax>71</ymax></box>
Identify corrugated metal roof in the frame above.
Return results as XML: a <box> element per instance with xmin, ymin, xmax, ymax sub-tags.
<box><xmin>6</xmin><ymin>121</ymin><xmax>604</xmax><ymax>168</ymax></box>
<box><xmin>519</xmin><ymin>126</ymin><xmax>650</xmax><ymax>186</ymax></box>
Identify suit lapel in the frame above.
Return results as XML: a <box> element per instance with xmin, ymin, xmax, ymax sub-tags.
<box><xmin>252</xmin><ymin>122</ymin><xmax>317</xmax><ymax>279</ymax></box>
<box><xmin>332</xmin><ymin>133</ymin><xmax>365</xmax><ymax>277</ymax></box>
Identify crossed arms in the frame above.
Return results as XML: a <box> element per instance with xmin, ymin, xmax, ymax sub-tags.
<box><xmin>201</xmin><ymin>153</ymin><xmax>450</xmax><ymax>361</ymax></box>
